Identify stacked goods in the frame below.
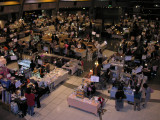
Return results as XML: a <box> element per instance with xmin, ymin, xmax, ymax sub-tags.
<box><xmin>76</xmin><ymin>89</ymin><xmax>84</xmax><ymax>99</ymax></box>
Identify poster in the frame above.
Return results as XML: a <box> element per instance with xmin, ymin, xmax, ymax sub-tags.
<box><xmin>96</xmin><ymin>34</ymin><xmax>100</xmax><ymax>37</ymax></box>
<box><xmin>10</xmin><ymin>56</ymin><xmax>17</xmax><ymax>60</ymax></box>
<box><xmin>125</xmin><ymin>56</ymin><xmax>132</xmax><ymax>61</ymax></box>
<box><xmin>43</xmin><ymin>46</ymin><xmax>48</xmax><ymax>51</ymax></box>
<box><xmin>91</xmin><ymin>76</ymin><xmax>99</xmax><ymax>82</ymax></box>
<box><xmin>38</xmin><ymin>59</ymin><xmax>43</xmax><ymax>65</ymax></box>
<box><xmin>15</xmin><ymin>80</ymin><xmax>22</xmax><ymax>88</ymax></box>
<box><xmin>92</xmin><ymin>31</ymin><xmax>96</xmax><ymax>35</ymax></box>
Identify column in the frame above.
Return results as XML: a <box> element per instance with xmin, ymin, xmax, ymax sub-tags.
<box><xmin>18</xmin><ymin>0</ymin><xmax>25</xmax><ymax>19</ymax></box>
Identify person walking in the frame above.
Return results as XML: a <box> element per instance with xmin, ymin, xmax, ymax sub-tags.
<box><xmin>115</xmin><ymin>87</ymin><xmax>126</xmax><ymax>111</ymax></box>
<box><xmin>143</xmin><ymin>83</ymin><xmax>152</xmax><ymax>108</ymax></box>
<box><xmin>134</xmin><ymin>86</ymin><xmax>142</xmax><ymax>111</ymax></box>
<box><xmin>25</xmin><ymin>88</ymin><xmax>35</xmax><ymax>116</ymax></box>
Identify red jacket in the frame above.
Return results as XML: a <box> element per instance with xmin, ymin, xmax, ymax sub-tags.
<box><xmin>25</xmin><ymin>93</ymin><xmax>35</xmax><ymax>106</ymax></box>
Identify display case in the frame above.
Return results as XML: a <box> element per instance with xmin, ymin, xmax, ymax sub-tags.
<box><xmin>18</xmin><ymin>60</ymin><xmax>31</xmax><ymax>68</ymax></box>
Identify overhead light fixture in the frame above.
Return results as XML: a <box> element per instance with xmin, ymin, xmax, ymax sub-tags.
<box><xmin>136</xmin><ymin>5</ymin><xmax>140</xmax><ymax>8</ymax></box>
<box><xmin>154</xmin><ymin>4</ymin><xmax>159</xmax><ymax>7</ymax></box>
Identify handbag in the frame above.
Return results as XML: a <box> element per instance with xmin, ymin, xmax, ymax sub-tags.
<box><xmin>150</xmin><ymin>88</ymin><xmax>154</xmax><ymax>93</ymax></box>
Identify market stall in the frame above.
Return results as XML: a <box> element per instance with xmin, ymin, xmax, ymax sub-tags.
<box><xmin>30</xmin><ymin>68</ymin><xmax>68</xmax><ymax>91</ymax></box>
<box><xmin>62</xmin><ymin>59</ymin><xmax>79</xmax><ymax>75</ymax></box>
<box><xmin>68</xmin><ymin>93</ymin><xmax>100</xmax><ymax>116</ymax></box>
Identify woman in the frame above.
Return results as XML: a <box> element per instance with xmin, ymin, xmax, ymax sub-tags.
<box><xmin>143</xmin><ymin>83</ymin><xmax>151</xmax><ymax>108</ymax></box>
<box><xmin>98</xmin><ymin>49</ymin><xmax>103</xmax><ymax>64</ymax></box>
<box><xmin>64</xmin><ymin>42</ymin><xmax>69</xmax><ymax>56</ymax></box>
<box><xmin>59</xmin><ymin>41</ymin><xmax>64</xmax><ymax>55</ymax></box>
<box><xmin>115</xmin><ymin>87</ymin><xmax>125</xmax><ymax>111</ymax></box>
<box><xmin>79</xmin><ymin>58</ymin><xmax>84</xmax><ymax>72</ymax></box>
<box><xmin>25</xmin><ymin>88</ymin><xmax>35</xmax><ymax>116</ymax></box>
<box><xmin>134</xmin><ymin>86</ymin><xmax>142</xmax><ymax>111</ymax></box>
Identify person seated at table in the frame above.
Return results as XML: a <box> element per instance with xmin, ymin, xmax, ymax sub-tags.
<box><xmin>87</xmin><ymin>84</ymin><xmax>92</xmax><ymax>97</ymax></box>
<box><xmin>44</xmin><ymin>62</ymin><xmax>50</xmax><ymax>73</ymax></box>
<box><xmin>77</xmin><ymin>42</ymin><xmax>81</xmax><ymax>49</ymax></box>
<box><xmin>30</xmin><ymin>60</ymin><xmax>36</xmax><ymax>71</ymax></box>
<box><xmin>51</xmin><ymin>34</ymin><xmax>56</xmax><ymax>43</ymax></box>
<box><xmin>81</xmin><ymin>41</ymin><xmax>86</xmax><ymax>49</ymax></box>
<box><xmin>90</xmin><ymin>83</ymin><xmax>96</xmax><ymax>94</ymax></box>
<box><xmin>40</xmin><ymin>65</ymin><xmax>45</xmax><ymax>78</ymax></box>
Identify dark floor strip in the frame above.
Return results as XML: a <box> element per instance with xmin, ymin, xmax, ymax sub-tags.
<box><xmin>63</xmin><ymin>82</ymin><xmax>79</xmax><ymax>89</ymax></box>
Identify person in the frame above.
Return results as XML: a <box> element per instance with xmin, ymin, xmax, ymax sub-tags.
<box><xmin>30</xmin><ymin>60</ymin><xmax>36</xmax><ymax>71</ymax></box>
<box><xmin>50</xmin><ymin>42</ymin><xmax>54</xmax><ymax>54</ymax></box>
<box><xmin>64</xmin><ymin>42</ymin><xmax>69</xmax><ymax>56</ymax></box>
<box><xmin>59</xmin><ymin>41</ymin><xmax>64</xmax><ymax>55</ymax></box>
<box><xmin>79</xmin><ymin>58</ymin><xmax>84</xmax><ymax>72</ymax></box>
<box><xmin>87</xmin><ymin>48</ymin><xmax>93</xmax><ymax>62</ymax></box>
<box><xmin>134</xmin><ymin>86</ymin><xmax>142</xmax><ymax>111</ymax></box>
<box><xmin>51</xmin><ymin>34</ymin><xmax>55</xmax><ymax>43</ymax></box>
<box><xmin>90</xmin><ymin>83</ymin><xmax>96</xmax><ymax>94</ymax></box>
<box><xmin>20</xmin><ymin>79</ymin><xmax>28</xmax><ymax>96</ymax></box>
<box><xmin>105</xmin><ymin>69</ymin><xmax>110</xmax><ymax>83</ymax></box>
<box><xmin>87</xmin><ymin>84</ymin><xmax>92</xmax><ymax>97</ymax></box>
<box><xmin>40</xmin><ymin>65</ymin><xmax>45</xmax><ymax>78</ymax></box>
<box><xmin>25</xmin><ymin>88</ymin><xmax>35</xmax><ymax>116</ymax></box>
<box><xmin>77</xmin><ymin>42</ymin><xmax>81</xmax><ymax>49</ymax></box>
<box><xmin>98</xmin><ymin>49</ymin><xmax>103</xmax><ymax>64</ymax></box>
<box><xmin>115</xmin><ymin>87</ymin><xmax>126</xmax><ymax>111</ymax></box>
<box><xmin>143</xmin><ymin>83</ymin><xmax>151</xmax><ymax>108</ymax></box>
<box><xmin>34</xmin><ymin>82</ymin><xmax>41</xmax><ymax>108</ymax></box>
<box><xmin>33</xmin><ymin>82</ymin><xmax>50</xmax><ymax>108</ymax></box>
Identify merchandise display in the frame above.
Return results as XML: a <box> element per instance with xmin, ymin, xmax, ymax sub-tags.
<box><xmin>67</xmin><ymin>93</ymin><xmax>100</xmax><ymax>116</ymax></box>
<box><xmin>30</xmin><ymin>68</ymin><xmax>68</xmax><ymax>91</ymax></box>
<box><xmin>110</xmin><ymin>87</ymin><xmax>134</xmax><ymax>102</ymax></box>
<box><xmin>62</xmin><ymin>59</ymin><xmax>79</xmax><ymax>75</ymax></box>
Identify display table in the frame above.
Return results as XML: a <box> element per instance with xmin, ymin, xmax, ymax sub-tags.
<box><xmin>44</xmin><ymin>68</ymin><xmax>68</xmax><ymax>87</ymax></box>
<box><xmin>62</xmin><ymin>60</ymin><xmax>79</xmax><ymax>75</ymax></box>
<box><xmin>0</xmin><ymin>37</ymin><xmax>6</xmax><ymax>43</ymax></box>
<box><xmin>110</xmin><ymin>87</ymin><xmax>134</xmax><ymax>102</ymax></box>
<box><xmin>67</xmin><ymin>94</ymin><xmax>100</xmax><ymax>116</ymax></box>
<box><xmin>112</xmin><ymin>34</ymin><xmax>123</xmax><ymax>39</ymax></box>
<box><xmin>18</xmin><ymin>60</ymin><xmax>31</xmax><ymax>68</ymax></box>
<box><xmin>30</xmin><ymin>68</ymin><xmax>68</xmax><ymax>91</ymax></box>
<box><xmin>19</xmin><ymin>36</ymin><xmax>30</xmax><ymax>43</ymax></box>
<box><xmin>100</xmin><ymin>42</ymin><xmax>107</xmax><ymax>51</ymax></box>
<box><xmin>74</xmin><ymin>48</ymin><xmax>87</xmax><ymax>58</ymax></box>
<box><xmin>0</xmin><ymin>57</ymin><xmax>7</xmax><ymax>66</ymax></box>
